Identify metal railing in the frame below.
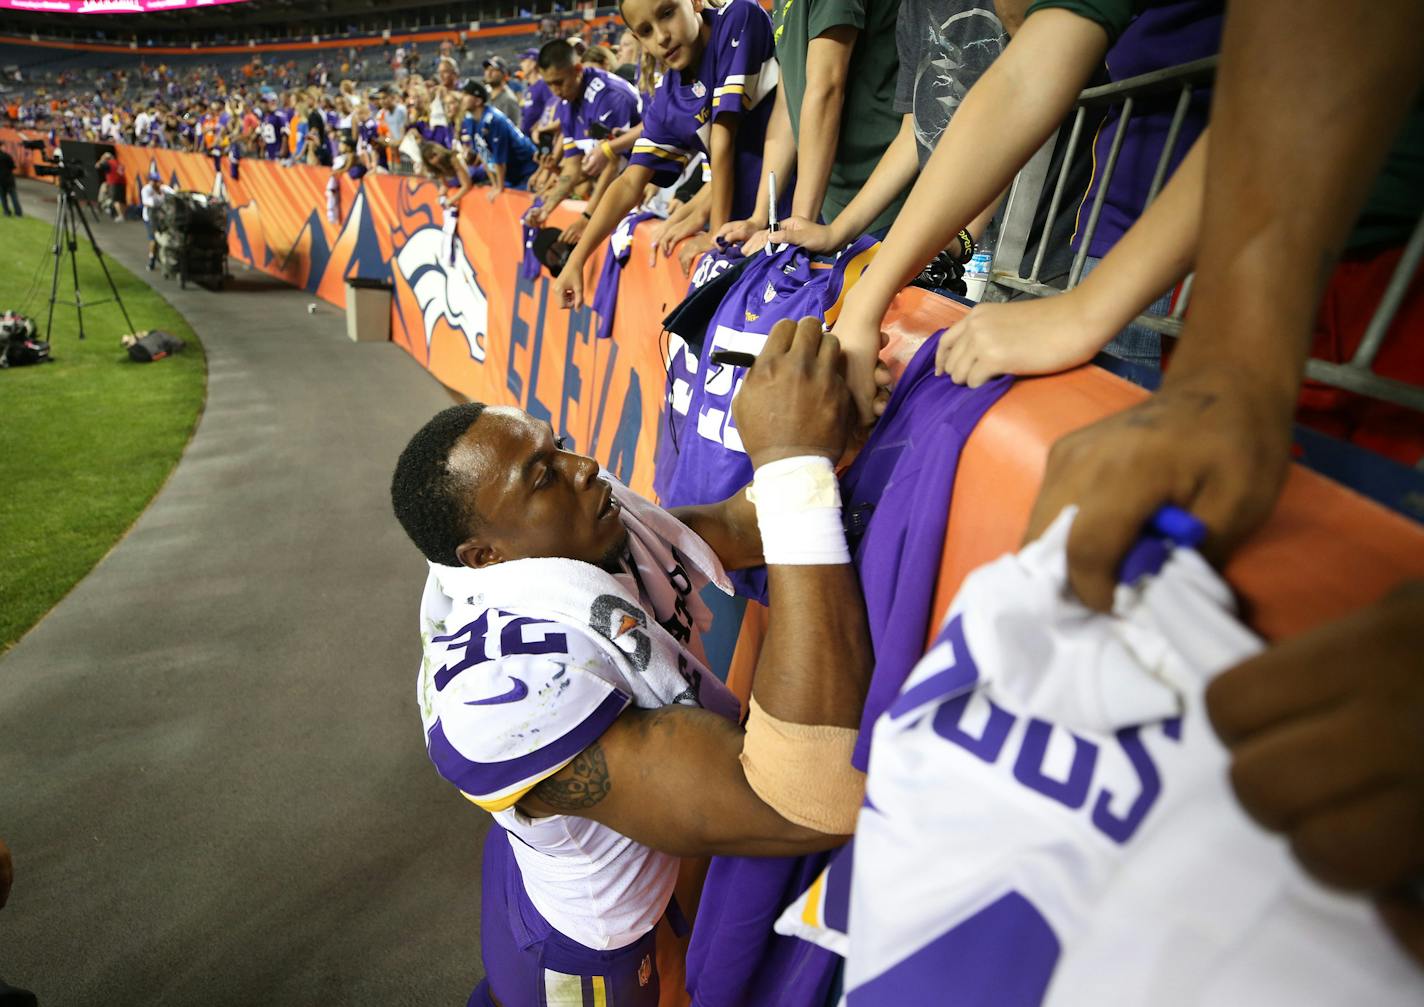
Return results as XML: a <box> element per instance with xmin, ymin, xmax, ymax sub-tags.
<box><xmin>985</xmin><ymin>54</ymin><xmax>1424</xmax><ymax>416</ymax></box>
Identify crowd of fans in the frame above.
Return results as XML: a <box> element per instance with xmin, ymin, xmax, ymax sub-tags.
<box><xmin>2</xmin><ymin>0</ymin><xmax>1422</xmax><ymax>1003</ymax></box>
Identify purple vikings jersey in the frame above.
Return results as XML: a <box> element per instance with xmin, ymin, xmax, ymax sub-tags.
<box><xmin>840</xmin><ymin>336</ymin><xmax>1012</xmax><ymax>768</ymax></box>
<box><xmin>356</xmin><ymin>115</ymin><xmax>380</xmax><ymax>151</ymax></box>
<box><xmin>686</xmin><ymin>336</ymin><xmax>1012</xmax><ymax>1007</ymax></box>
<box><xmin>520</xmin><ymin>77</ymin><xmax>558</xmax><ymax>137</ymax></box>
<box><xmin>630</xmin><ymin>0</ymin><xmax>780</xmax><ymax>221</ymax></box>
<box><xmin>658</xmin><ymin>236</ymin><xmax>879</xmax><ymax>512</ymax></box>
<box><xmin>557</xmin><ymin>66</ymin><xmax>642</xmax><ymax>161</ymax></box>
<box><xmin>591</xmin><ymin>209</ymin><xmax>663</xmax><ymax>341</ymax></box>
<box><xmin>261</xmin><ymin>109</ymin><xmax>286</xmax><ymax>159</ymax></box>
<box><xmin>521</xmin><ymin>197</ymin><xmax>547</xmax><ymax>281</ymax></box>
<box><xmin>653</xmin><ymin>248</ymin><xmax>742</xmax><ymax>506</ymax></box>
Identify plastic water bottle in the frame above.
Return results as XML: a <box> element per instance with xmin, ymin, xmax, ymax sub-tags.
<box><xmin>963</xmin><ymin>251</ymin><xmax>993</xmax><ymax>301</ymax></box>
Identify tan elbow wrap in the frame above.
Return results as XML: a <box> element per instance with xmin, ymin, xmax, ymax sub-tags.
<box><xmin>738</xmin><ymin>696</ymin><xmax>866</xmax><ymax>835</ymax></box>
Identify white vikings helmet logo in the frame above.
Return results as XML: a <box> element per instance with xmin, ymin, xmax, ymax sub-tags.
<box><xmin>394</xmin><ymin>228</ymin><xmax>489</xmax><ymax>362</ymax></box>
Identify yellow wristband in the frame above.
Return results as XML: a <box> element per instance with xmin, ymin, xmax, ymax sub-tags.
<box><xmin>599</xmin><ymin>139</ymin><xmax>615</xmax><ymax>162</ymax></box>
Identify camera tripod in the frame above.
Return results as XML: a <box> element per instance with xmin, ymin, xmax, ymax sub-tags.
<box><xmin>44</xmin><ymin>175</ymin><xmax>134</xmax><ymax>342</ymax></box>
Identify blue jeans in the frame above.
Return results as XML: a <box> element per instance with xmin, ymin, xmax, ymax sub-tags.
<box><xmin>1081</xmin><ymin>254</ymin><xmax>1170</xmax><ymax>368</ymax></box>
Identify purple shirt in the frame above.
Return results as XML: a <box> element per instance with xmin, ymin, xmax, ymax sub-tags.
<box><xmin>556</xmin><ymin>65</ymin><xmax>642</xmax><ymax>161</ymax></box>
<box><xmin>659</xmin><ymin>237</ymin><xmax>877</xmax><ymax>517</ymax></box>
<box><xmin>591</xmin><ymin>209</ymin><xmax>663</xmax><ymax>341</ymax></box>
<box><xmin>686</xmin><ymin>335</ymin><xmax>1012</xmax><ymax>1007</ymax></box>
<box><xmin>1071</xmin><ymin>0</ymin><xmax>1223</xmax><ymax>257</ymax></box>
<box><xmin>520</xmin><ymin>77</ymin><xmax>558</xmax><ymax>137</ymax></box>
<box><xmin>629</xmin><ymin>0</ymin><xmax>780</xmax><ymax>221</ymax></box>
<box><xmin>260</xmin><ymin>108</ymin><xmax>287</xmax><ymax>159</ymax></box>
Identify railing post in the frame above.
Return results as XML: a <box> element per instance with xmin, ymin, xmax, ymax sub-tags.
<box><xmin>1068</xmin><ymin>96</ymin><xmax>1133</xmax><ymax>289</ymax></box>
<box><xmin>1029</xmin><ymin>106</ymin><xmax>1085</xmax><ymax>284</ymax></box>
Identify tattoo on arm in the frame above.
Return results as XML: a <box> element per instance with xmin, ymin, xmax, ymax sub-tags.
<box><xmin>531</xmin><ymin>742</ymin><xmax>612</xmax><ymax>810</ymax></box>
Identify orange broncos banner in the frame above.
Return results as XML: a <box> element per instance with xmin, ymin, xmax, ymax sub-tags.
<box><xmin>0</xmin><ymin>128</ymin><xmax>714</xmax><ymax>497</ymax></box>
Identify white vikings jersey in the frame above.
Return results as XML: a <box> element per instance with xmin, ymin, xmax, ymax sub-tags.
<box><xmin>838</xmin><ymin>512</ymin><xmax>1422</xmax><ymax>1005</ymax></box>
<box><xmin>417</xmin><ymin>495</ymin><xmax>741</xmax><ymax>951</ymax></box>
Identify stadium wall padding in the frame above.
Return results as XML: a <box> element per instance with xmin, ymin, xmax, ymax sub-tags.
<box><xmin>2</xmin><ymin>128</ymin><xmax>695</xmax><ymax>495</ymax></box>
<box><xmin>6</xmin><ymin>126</ymin><xmax>1423</xmax><ymax>639</ymax></box>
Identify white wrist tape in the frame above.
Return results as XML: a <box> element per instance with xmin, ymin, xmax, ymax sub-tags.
<box><xmin>747</xmin><ymin>456</ymin><xmax>850</xmax><ymax>566</ymax></box>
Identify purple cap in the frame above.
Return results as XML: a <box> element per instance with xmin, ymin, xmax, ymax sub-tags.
<box><xmin>520</xmin><ymin>48</ymin><xmax>538</xmax><ymax>61</ymax></box>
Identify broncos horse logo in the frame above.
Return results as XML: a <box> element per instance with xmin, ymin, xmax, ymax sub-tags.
<box><xmin>394</xmin><ymin>227</ymin><xmax>489</xmax><ymax>363</ymax></box>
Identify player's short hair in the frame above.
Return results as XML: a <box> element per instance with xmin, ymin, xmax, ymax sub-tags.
<box><xmin>391</xmin><ymin>402</ymin><xmax>488</xmax><ymax>566</ymax></box>
<box><xmin>538</xmin><ymin>39</ymin><xmax>579</xmax><ymax>72</ymax></box>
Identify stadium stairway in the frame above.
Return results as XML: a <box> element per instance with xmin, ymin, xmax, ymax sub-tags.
<box><xmin>0</xmin><ymin>177</ymin><xmax>492</xmax><ymax>1005</ymax></box>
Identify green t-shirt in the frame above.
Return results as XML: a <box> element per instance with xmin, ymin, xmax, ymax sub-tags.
<box><xmin>1024</xmin><ymin>0</ymin><xmax>1148</xmax><ymax>45</ymax></box>
<box><xmin>773</xmin><ymin>0</ymin><xmax>905</xmax><ymax>233</ymax></box>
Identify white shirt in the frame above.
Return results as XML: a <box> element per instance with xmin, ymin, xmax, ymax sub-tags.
<box><xmin>841</xmin><ymin>512</ymin><xmax>1423</xmax><ymax>1004</ymax></box>
<box><xmin>416</xmin><ymin>486</ymin><xmax>741</xmax><ymax>952</ymax></box>
<box><xmin>141</xmin><ymin>181</ymin><xmax>166</xmax><ymax>222</ymax></box>
<box><xmin>419</xmin><ymin>585</ymin><xmax>738</xmax><ymax>950</ymax></box>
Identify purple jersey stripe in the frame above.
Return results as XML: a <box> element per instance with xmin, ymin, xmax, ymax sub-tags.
<box><xmin>822</xmin><ymin>839</ymin><xmax>853</xmax><ymax>935</ymax></box>
<box><xmin>427</xmin><ymin>689</ymin><xmax>630</xmax><ymax>798</ymax></box>
<box><xmin>847</xmin><ymin>892</ymin><xmax>1060</xmax><ymax>1005</ymax></box>
<box><xmin>884</xmin><ymin>614</ymin><xmax>979</xmax><ymax>721</ymax></box>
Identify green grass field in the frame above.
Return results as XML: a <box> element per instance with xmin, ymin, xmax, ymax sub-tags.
<box><xmin>0</xmin><ymin>213</ymin><xmax>206</xmax><ymax>651</ymax></box>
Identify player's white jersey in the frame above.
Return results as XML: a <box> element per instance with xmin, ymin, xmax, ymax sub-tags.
<box><xmin>842</xmin><ymin>512</ymin><xmax>1422</xmax><ymax>1005</ymax></box>
<box><xmin>416</xmin><ymin>483</ymin><xmax>741</xmax><ymax>950</ymax></box>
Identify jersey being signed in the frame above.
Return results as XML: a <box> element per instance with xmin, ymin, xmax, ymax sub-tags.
<box><xmin>658</xmin><ymin>236</ymin><xmax>879</xmax><ymax>513</ymax></box>
<box><xmin>808</xmin><ymin>513</ymin><xmax>1422</xmax><ymax>1004</ymax></box>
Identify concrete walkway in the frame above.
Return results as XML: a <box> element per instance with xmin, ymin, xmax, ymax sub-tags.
<box><xmin>0</xmin><ymin>179</ymin><xmax>490</xmax><ymax>1005</ymax></box>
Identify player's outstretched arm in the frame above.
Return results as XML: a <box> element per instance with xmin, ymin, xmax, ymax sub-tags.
<box><xmin>519</xmin><ymin>704</ymin><xmax>845</xmax><ymax>857</ymax></box>
<box><xmin>522</xmin><ymin>318</ymin><xmax>874</xmax><ymax>856</ymax></box>
<box><xmin>670</xmin><ymin>488</ymin><xmax>762</xmax><ymax>572</ymax></box>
